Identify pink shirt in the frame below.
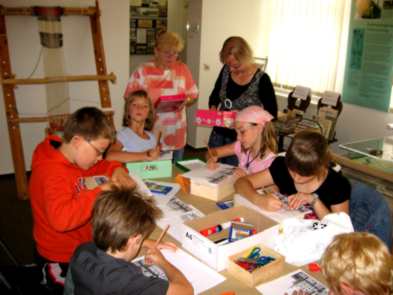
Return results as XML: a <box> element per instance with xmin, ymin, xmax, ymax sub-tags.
<box><xmin>124</xmin><ymin>61</ymin><xmax>198</xmax><ymax>150</ymax></box>
<box><xmin>234</xmin><ymin>141</ymin><xmax>276</xmax><ymax>174</ymax></box>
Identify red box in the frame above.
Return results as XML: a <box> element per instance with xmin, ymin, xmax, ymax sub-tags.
<box><xmin>154</xmin><ymin>94</ymin><xmax>186</xmax><ymax>113</ymax></box>
<box><xmin>195</xmin><ymin>109</ymin><xmax>237</xmax><ymax>128</ymax></box>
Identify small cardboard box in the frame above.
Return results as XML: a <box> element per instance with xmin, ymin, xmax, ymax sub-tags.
<box><xmin>227</xmin><ymin>244</ymin><xmax>284</xmax><ymax>287</ymax></box>
<box><xmin>182</xmin><ymin>164</ymin><xmax>236</xmax><ymax>201</ymax></box>
<box><xmin>182</xmin><ymin>206</ymin><xmax>277</xmax><ymax>271</ymax></box>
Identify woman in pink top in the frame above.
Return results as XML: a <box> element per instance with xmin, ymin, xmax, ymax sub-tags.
<box><xmin>124</xmin><ymin>32</ymin><xmax>198</xmax><ymax>161</ymax></box>
<box><xmin>207</xmin><ymin>106</ymin><xmax>277</xmax><ymax>175</ymax></box>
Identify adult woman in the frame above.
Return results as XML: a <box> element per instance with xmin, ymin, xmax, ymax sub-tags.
<box><xmin>208</xmin><ymin>36</ymin><xmax>278</xmax><ymax>166</ymax></box>
<box><xmin>234</xmin><ymin>131</ymin><xmax>350</xmax><ymax>219</ymax></box>
<box><xmin>124</xmin><ymin>32</ymin><xmax>198</xmax><ymax>161</ymax></box>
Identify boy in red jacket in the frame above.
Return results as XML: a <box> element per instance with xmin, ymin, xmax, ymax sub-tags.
<box><xmin>29</xmin><ymin>107</ymin><xmax>135</xmax><ymax>293</ymax></box>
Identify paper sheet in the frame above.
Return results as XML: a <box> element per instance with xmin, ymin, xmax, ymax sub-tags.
<box><xmin>133</xmin><ymin>248</ymin><xmax>226</xmax><ymax>294</ymax></box>
<box><xmin>256</xmin><ymin>270</ymin><xmax>328</xmax><ymax>295</ymax></box>
<box><xmin>234</xmin><ymin>194</ymin><xmax>310</xmax><ymax>223</ymax></box>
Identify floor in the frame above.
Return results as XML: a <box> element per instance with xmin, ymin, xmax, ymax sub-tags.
<box><xmin>0</xmin><ymin>145</ymin><xmax>206</xmax><ymax>267</ymax></box>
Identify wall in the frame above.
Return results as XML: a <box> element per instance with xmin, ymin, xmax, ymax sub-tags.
<box><xmin>0</xmin><ymin>0</ymin><xmax>129</xmax><ymax>174</ymax></box>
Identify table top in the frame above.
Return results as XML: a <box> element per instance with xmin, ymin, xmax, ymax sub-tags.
<box><xmin>339</xmin><ymin>136</ymin><xmax>393</xmax><ymax>163</ymax></box>
<box><xmin>147</xmin><ymin>169</ymin><xmax>326</xmax><ymax>295</ymax></box>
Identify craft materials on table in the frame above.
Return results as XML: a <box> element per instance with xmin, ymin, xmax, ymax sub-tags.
<box><xmin>234</xmin><ymin>246</ymin><xmax>275</xmax><ymax>273</ymax></box>
<box><xmin>199</xmin><ymin>217</ymin><xmax>244</xmax><ymax>237</ymax></box>
<box><xmin>228</xmin><ymin>221</ymin><xmax>257</xmax><ymax>242</ymax></box>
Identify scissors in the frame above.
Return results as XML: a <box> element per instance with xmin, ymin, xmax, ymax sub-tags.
<box><xmin>247</xmin><ymin>247</ymin><xmax>262</xmax><ymax>260</ymax></box>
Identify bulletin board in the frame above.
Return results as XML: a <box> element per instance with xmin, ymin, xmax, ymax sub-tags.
<box><xmin>130</xmin><ymin>0</ymin><xmax>167</xmax><ymax>55</ymax></box>
<box><xmin>342</xmin><ymin>0</ymin><xmax>393</xmax><ymax>112</ymax></box>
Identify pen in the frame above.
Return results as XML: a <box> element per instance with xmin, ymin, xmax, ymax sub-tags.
<box><xmin>154</xmin><ymin>225</ymin><xmax>169</xmax><ymax>247</ymax></box>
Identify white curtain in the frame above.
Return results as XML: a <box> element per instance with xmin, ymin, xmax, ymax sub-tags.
<box><xmin>259</xmin><ymin>0</ymin><xmax>351</xmax><ymax>93</ymax></box>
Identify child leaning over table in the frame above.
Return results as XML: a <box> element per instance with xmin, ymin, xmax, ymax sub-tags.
<box><xmin>106</xmin><ymin>90</ymin><xmax>161</xmax><ymax>163</ymax></box>
<box><xmin>64</xmin><ymin>187</ymin><xmax>193</xmax><ymax>295</ymax></box>
<box><xmin>29</xmin><ymin>107</ymin><xmax>135</xmax><ymax>294</ymax></box>
<box><xmin>287</xmin><ymin>232</ymin><xmax>393</xmax><ymax>295</ymax></box>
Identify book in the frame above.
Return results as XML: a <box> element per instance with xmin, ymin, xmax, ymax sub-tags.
<box><xmin>154</xmin><ymin>94</ymin><xmax>186</xmax><ymax>113</ymax></box>
<box><xmin>145</xmin><ymin>181</ymin><xmax>173</xmax><ymax>195</ymax></box>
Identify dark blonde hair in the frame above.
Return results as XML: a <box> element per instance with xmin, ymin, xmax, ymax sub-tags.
<box><xmin>62</xmin><ymin>107</ymin><xmax>115</xmax><ymax>143</ymax></box>
<box><xmin>92</xmin><ymin>187</ymin><xmax>162</xmax><ymax>252</ymax></box>
<box><xmin>322</xmin><ymin>232</ymin><xmax>393</xmax><ymax>295</ymax></box>
<box><xmin>123</xmin><ymin>90</ymin><xmax>154</xmax><ymax>131</ymax></box>
<box><xmin>155</xmin><ymin>31</ymin><xmax>184</xmax><ymax>52</ymax></box>
<box><xmin>285</xmin><ymin>130</ymin><xmax>329</xmax><ymax>178</ymax></box>
<box><xmin>219</xmin><ymin>36</ymin><xmax>253</xmax><ymax>65</ymax></box>
<box><xmin>259</xmin><ymin>121</ymin><xmax>277</xmax><ymax>158</ymax></box>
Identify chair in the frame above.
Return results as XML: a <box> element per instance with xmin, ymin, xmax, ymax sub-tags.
<box><xmin>254</xmin><ymin>57</ymin><xmax>268</xmax><ymax>72</ymax></box>
<box><xmin>349</xmin><ymin>180</ymin><xmax>393</xmax><ymax>249</ymax></box>
<box><xmin>316</xmin><ymin>91</ymin><xmax>343</xmax><ymax>143</ymax></box>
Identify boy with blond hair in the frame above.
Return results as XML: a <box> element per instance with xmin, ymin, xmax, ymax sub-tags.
<box><xmin>322</xmin><ymin>232</ymin><xmax>393</xmax><ymax>295</ymax></box>
<box><xmin>29</xmin><ymin>107</ymin><xmax>135</xmax><ymax>293</ymax></box>
<box><xmin>65</xmin><ymin>187</ymin><xmax>193</xmax><ymax>295</ymax></box>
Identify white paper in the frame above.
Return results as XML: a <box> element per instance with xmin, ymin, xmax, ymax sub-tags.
<box><xmin>134</xmin><ymin>248</ymin><xmax>225</xmax><ymax>294</ymax></box>
<box><xmin>182</xmin><ymin>163</ymin><xmax>236</xmax><ymax>185</ymax></box>
<box><xmin>177</xmin><ymin>158</ymin><xmax>206</xmax><ymax>171</ymax></box>
<box><xmin>154</xmin><ymin>195</ymin><xmax>204</xmax><ymax>242</ymax></box>
<box><xmin>256</xmin><ymin>270</ymin><xmax>329</xmax><ymax>295</ymax></box>
<box><xmin>234</xmin><ymin>194</ymin><xmax>310</xmax><ymax>223</ymax></box>
<box><xmin>292</xmin><ymin>86</ymin><xmax>311</xmax><ymax>100</ymax></box>
<box><xmin>162</xmin><ymin>248</ymin><xmax>226</xmax><ymax>294</ymax></box>
<box><xmin>145</xmin><ymin>180</ymin><xmax>180</xmax><ymax>199</ymax></box>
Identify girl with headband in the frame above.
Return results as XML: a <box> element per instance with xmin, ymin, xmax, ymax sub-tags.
<box><xmin>206</xmin><ymin>105</ymin><xmax>277</xmax><ymax>176</ymax></box>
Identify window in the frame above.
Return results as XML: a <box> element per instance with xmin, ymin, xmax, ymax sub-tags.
<box><xmin>258</xmin><ymin>0</ymin><xmax>351</xmax><ymax>94</ymax></box>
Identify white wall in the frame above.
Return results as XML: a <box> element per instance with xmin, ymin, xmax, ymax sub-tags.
<box><xmin>0</xmin><ymin>0</ymin><xmax>129</xmax><ymax>174</ymax></box>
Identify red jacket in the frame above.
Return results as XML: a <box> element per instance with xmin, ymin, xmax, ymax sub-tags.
<box><xmin>29</xmin><ymin>135</ymin><xmax>123</xmax><ymax>263</ymax></box>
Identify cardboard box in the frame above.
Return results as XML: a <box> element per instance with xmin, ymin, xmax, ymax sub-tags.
<box><xmin>126</xmin><ymin>152</ymin><xmax>173</xmax><ymax>179</ymax></box>
<box><xmin>182</xmin><ymin>164</ymin><xmax>236</xmax><ymax>201</ymax></box>
<box><xmin>227</xmin><ymin>244</ymin><xmax>284</xmax><ymax>287</ymax></box>
<box><xmin>182</xmin><ymin>206</ymin><xmax>277</xmax><ymax>271</ymax></box>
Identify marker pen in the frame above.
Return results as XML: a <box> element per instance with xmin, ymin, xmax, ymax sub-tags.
<box><xmin>199</xmin><ymin>217</ymin><xmax>244</xmax><ymax>237</ymax></box>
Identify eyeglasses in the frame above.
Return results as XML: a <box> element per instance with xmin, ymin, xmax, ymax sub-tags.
<box><xmin>160</xmin><ymin>49</ymin><xmax>179</xmax><ymax>57</ymax></box>
<box><xmin>85</xmin><ymin>139</ymin><xmax>106</xmax><ymax>157</ymax></box>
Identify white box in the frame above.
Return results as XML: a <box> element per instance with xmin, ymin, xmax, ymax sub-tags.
<box><xmin>182</xmin><ymin>206</ymin><xmax>277</xmax><ymax>271</ymax></box>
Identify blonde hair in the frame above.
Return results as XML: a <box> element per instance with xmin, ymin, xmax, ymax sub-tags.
<box><xmin>122</xmin><ymin>90</ymin><xmax>154</xmax><ymax>131</ymax></box>
<box><xmin>259</xmin><ymin>121</ymin><xmax>277</xmax><ymax>158</ymax></box>
<box><xmin>219</xmin><ymin>36</ymin><xmax>253</xmax><ymax>65</ymax></box>
<box><xmin>322</xmin><ymin>232</ymin><xmax>393</xmax><ymax>295</ymax></box>
<box><xmin>155</xmin><ymin>31</ymin><xmax>184</xmax><ymax>52</ymax></box>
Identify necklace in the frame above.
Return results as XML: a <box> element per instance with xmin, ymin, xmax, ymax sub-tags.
<box><xmin>245</xmin><ymin>150</ymin><xmax>261</xmax><ymax>170</ymax></box>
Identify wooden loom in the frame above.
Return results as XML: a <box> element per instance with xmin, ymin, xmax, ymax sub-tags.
<box><xmin>0</xmin><ymin>1</ymin><xmax>115</xmax><ymax>199</ymax></box>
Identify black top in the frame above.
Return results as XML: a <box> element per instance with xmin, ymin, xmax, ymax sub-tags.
<box><xmin>208</xmin><ymin>65</ymin><xmax>277</xmax><ymax>139</ymax></box>
<box><xmin>269</xmin><ymin>157</ymin><xmax>351</xmax><ymax>209</ymax></box>
<box><xmin>69</xmin><ymin>242</ymin><xmax>169</xmax><ymax>295</ymax></box>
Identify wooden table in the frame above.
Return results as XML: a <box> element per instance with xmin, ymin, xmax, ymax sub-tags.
<box><xmin>147</xmin><ymin>169</ymin><xmax>326</xmax><ymax>295</ymax></box>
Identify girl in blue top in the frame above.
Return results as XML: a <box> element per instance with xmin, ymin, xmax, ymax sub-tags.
<box><xmin>107</xmin><ymin>90</ymin><xmax>160</xmax><ymax>162</ymax></box>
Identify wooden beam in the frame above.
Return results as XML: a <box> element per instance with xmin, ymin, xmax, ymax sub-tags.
<box><xmin>1</xmin><ymin>73</ymin><xmax>116</xmax><ymax>85</ymax></box>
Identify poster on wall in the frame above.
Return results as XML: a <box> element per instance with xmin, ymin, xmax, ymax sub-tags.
<box><xmin>130</xmin><ymin>0</ymin><xmax>167</xmax><ymax>55</ymax></box>
<box><xmin>342</xmin><ymin>0</ymin><xmax>393</xmax><ymax>112</ymax></box>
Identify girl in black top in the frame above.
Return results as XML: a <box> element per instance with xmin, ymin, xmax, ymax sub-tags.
<box><xmin>235</xmin><ymin>130</ymin><xmax>350</xmax><ymax>219</ymax></box>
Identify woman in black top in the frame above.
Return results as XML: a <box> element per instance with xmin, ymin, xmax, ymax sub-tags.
<box><xmin>234</xmin><ymin>131</ymin><xmax>350</xmax><ymax>219</ymax></box>
<box><xmin>208</xmin><ymin>36</ymin><xmax>278</xmax><ymax>166</ymax></box>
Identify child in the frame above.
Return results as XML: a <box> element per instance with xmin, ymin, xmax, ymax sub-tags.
<box><xmin>106</xmin><ymin>90</ymin><xmax>160</xmax><ymax>162</ymax></box>
<box><xmin>235</xmin><ymin>130</ymin><xmax>350</xmax><ymax>219</ymax></box>
<box><xmin>321</xmin><ymin>232</ymin><xmax>392</xmax><ymax>295</ymax></box>
<box><xmin>29</xmin><ymin>107</ymin><xmax>135</xmax><ymax>293</ymax></box>
<box><xmin>206</xmin><ymin>105</ymin><xmax>277</xmax><ymax>176</ymax></box>
<box><xmin>65</xmin><ymin>187</ymin><xmax>193</xmax><ymax>295</ymax></box>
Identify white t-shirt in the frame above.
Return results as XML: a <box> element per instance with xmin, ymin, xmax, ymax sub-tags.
<box><xmin>117</xmin><ymin>127</ymin><xmax>156</xmax><ymax>152</ymax></box>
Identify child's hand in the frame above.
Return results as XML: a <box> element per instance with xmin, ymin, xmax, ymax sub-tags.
<box><xmin>288</xmin><ymin>192</ymin><xmax>311</xmax><ymax>210</ymax></box>
<box><xmin>111</xmin><ymin>167</ymin><xmax>136</xmax><ymax>189</ymax></box>
<box><xmin>146</xmin><ymin>146</ymin><xmax>160</xmax><ymax>160</ymax></box>
<box><xmin>207</xmin><ymin>157</ymin><xmax>219</xmax><ymax>170</ymax></box>
<box><xmin>234</xmin><ymin>167</ymin><xmax>247</xmax><ymax>178</ymax></box>
<box><xmin>255</xmin><ymin>193</ymin><xmax>283</xmax><ymax>211</ymax></box>
<box><xmin>144</xmin><ymin>246</ymin><xmax>168</xmax><ymax>267</ymax></box>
